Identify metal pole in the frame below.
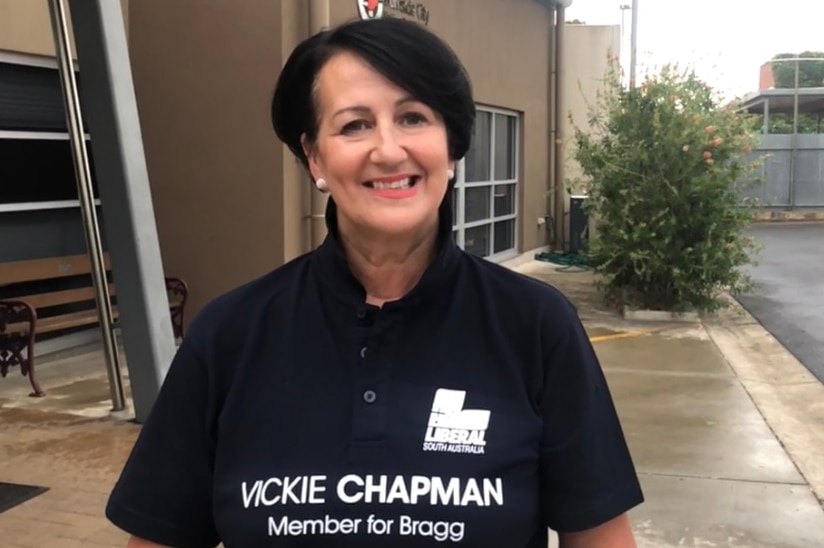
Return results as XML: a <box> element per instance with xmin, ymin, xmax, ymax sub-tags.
<box><xmin>629</xmin><ymin>0</ymin><xmax>638</xmax><ymax>87</ymax></box>
<box><xmin>619</xmin><ymin>4</ymin><xmax>630</xmax><ymax>85</ymax></box>
<box><xmin>553</xmin><ymin>4</ymin><xmax>567</xmax><ymax>251</ymax></box>
<box><xmin>620</xmin><ymin>7</ymin><xmax>625</xmax><ymax>42</ymax></box>
<box><xmin>547</xmin><ymin>6</ymin><xmax>556</xmax><ymax>247</ymax></box>
<box><xmin>789</xmin><ymin>56</ymin><xmax>800</xmax><ymax>209</ymax></box>
<box><xmin>308</xmin><ymin>0</ymin><xmax>330</xmax><ymax>248</ymax></box>
<box><xmin>47</xmin><ymin>0</ymin><xmax>126</xmax><ymax>412</ymax></box>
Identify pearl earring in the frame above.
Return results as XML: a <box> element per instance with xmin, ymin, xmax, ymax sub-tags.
<box><xmin>315</xmin><ymin>178</ymin><xmax>328</xmax><ymax>192</ymax></box>
<box><xmin>447</xmin><ymin>168</ymin><xmax>455</xmax><ymax>180</ymax></box>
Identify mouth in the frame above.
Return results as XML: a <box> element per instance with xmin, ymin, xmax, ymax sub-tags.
<box><xmin>363</xmin><ymin>176</ymin><xmax>420</xmax><ymax>190</ymax></box>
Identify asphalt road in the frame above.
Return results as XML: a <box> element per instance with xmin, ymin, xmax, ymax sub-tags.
<box><xmin>736</xmin><ymin>222</ymin><xmax>824</xmax><ymax>384</ymax></box>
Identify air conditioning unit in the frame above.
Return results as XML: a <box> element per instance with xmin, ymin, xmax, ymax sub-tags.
<box><xmin>568</xmin><ymin>194</ymin><xmax>589</xmax><ymax>254</ymax></box>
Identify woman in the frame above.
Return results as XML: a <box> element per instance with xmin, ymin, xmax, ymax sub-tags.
<box><xmin>107</xmin><ymin>16</ymin><xmax>643</xmax><ymax>548</ymax></box>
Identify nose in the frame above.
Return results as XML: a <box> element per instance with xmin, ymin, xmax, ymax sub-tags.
<box><xmin>370</xmin><ymin>121</ymin><xmax>408</xmax><ymax>166</ymax></box>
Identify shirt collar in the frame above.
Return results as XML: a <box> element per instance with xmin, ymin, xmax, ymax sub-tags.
<box><xmin>312</xmin><ymin>196</ymin><xmax>461</xmax><ymax>307</ymax></box>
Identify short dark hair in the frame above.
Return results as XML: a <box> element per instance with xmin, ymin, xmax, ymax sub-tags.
<box><xmin>271</xmin><ymin>17</ymin><xmax>475</xmax><ymax>171</ymax></box>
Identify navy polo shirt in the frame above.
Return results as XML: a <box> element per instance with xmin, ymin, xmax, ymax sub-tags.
<box><xmin>106</xmin><ymin>199</ymin><xmax>644</xmax><ymax>547</ymax></box>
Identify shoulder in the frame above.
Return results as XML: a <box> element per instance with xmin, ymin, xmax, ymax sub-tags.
<box><xmin>182</xmin><ymin>251</ymin><xmax>314</xmax><ymax>356</ymax></box>
<box><xmin>457</xmin><ymin>252</ymin><xmax>580</xmax><ymax>325</ymax></box>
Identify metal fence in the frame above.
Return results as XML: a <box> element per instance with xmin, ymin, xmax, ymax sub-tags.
<box><xmin>738</xmin><ymin>134</ymin><xmax>824</xmax><ymax>208</ymax></box>
<box><xmin>737</xmin><ymin>55</ymin><xmax>824</xmax><ymax>209</ymax></box>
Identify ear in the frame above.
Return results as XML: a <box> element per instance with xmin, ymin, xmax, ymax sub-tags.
<box><xmin>301</xmin><ymin>133</ymin><xmax>323</xmax><ymax>181</ymax></box>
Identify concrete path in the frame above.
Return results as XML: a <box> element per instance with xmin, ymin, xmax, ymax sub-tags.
<box><xmin>517</xmin><ymin>261</ymin><xmax>824</xmax><ymax>547</ymax></box>
<box><xmin>738</xmin><ymin>222</ymin><xmax>824</xmax><ymax>383</ymax></box>
<box><xmin>1</xmin><ymin>261</ymin><xmax>823</xmax><ymax>547</ymax></box>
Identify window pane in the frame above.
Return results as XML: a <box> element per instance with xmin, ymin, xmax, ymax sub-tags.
<box><xmin>464</xmin><ymin>111</ymin><xmax>491</xmax><ymax>182</ymax></box>
<box><xmin>464</xmin><ymin>186</ymin><xmax>490</xmax><ymax>223</ymax></box>
<box><xmin>465</xmin><ymin>224</ymin><xmax>490</xmax><ymax>257</ymax></box>
<box><xmin>451</xmin><ymin>187</ymin><xmax>457</xmax><ymax>225</ymax></box>
<box><xmin>494</xmin><ymin>114</ymin><xmax>516</xmax><ymax>180</ymax></box>
<box><xmin>493</xmin><ymin>219</ymin><xmax>515</xmax><ymax>254</ymax></box>
<box><xmin>0</xmin><ymin>138</ymin><xmax>99</xmax><ymax>204</ymax></box>
<box><xmin>493</xmin><ymin>184</ymin><xmax>515</xmax><ymax>216</ymax></box>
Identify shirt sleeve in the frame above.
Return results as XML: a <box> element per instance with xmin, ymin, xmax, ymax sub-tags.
<box><xmin>539</xmin><ymin>298</ymin><xmax>644</xmax><ymax>533</ymax></box>
<box><xmin>105</xmin><ymin>334</ymin><xmax>221</xmax><ymax>548</ymax></box>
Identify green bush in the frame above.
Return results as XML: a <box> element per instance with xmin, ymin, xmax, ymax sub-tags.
<box><xmin>569</xmin><ymin>59</ymin><xmax>764</xmax><ymax>314</ymax></box>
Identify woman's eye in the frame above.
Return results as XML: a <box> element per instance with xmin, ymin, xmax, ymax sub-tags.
<box><xmin>341</xmin><ymin>120</ymin><xmax>369</xmax><ymax>134</ymax></box>
<box><xmin>401</xmin><ymin>112</ymin><xmax>427</xmax><ymax>126</ymax></box>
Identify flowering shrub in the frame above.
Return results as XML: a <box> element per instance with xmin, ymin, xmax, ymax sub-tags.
<box><xmin>569</xmin><ymin>59</ymin><xmax>764</xmax><ymax>313</ymax></box>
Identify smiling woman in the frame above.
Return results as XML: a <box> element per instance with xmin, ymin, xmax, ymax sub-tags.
<box><xmin>105</xmin><ymin>17</ymin><xmax>643</xmax><ymax>548</ymax></box>
<box><xmin>270</xmin><ymin>17</ymin><xmax>474</xmax><ymax>304</ymax></box>
<box><xmin>300</xmin><ymin>51</ymin><xmax>454</xmax><ymax>250</ymax></box>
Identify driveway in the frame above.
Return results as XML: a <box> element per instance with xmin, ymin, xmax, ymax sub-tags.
<box><xmin>737</xmin><ymin>222</ymin><xmax>824</xmax><ymax>383</ymax></box>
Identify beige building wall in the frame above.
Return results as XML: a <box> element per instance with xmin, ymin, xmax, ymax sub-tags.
<box><xmin>128</xmin><ymin>0</ymin><xmax>293</xmax><ymax>320</ymax></box>
<box><xmin>0</xmin><ymin>0</ymin><xmax>129</xmax><ymax>59</ymax></box>
<box><xmin>0</xmin><ymin>0</ymin><xmax>67</xmax><ymax>58</ymax></box>
<box><xmin>561</xmin><ymin>23</ymin><xmax>620</xmax><ymax>242</ymax></box>
<box><xmin>561</xmin><ymin>23</ymin><xmax>621</xmax><ymax>199</ymax></box>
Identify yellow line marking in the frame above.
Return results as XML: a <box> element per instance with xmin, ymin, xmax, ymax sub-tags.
<box><xmin>588</xmin><ymin>323</ymin><xmax>702</xmax><ymax>344</ymax></box>
<box><xmin>589</xmin><ymin>331</ymin><xmax>652</xmax><ymax>344</ymax></box>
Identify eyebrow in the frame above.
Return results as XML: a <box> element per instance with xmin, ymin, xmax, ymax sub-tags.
<box><xmin>331</xmin><ymin>96</ymin><xmax>419</xmax><ymax>120</ymax></box>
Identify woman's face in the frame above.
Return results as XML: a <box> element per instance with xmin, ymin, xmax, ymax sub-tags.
<box><xmin>303</xmin><ymin>51</ymin><xmax>454</xmax><ymax>239</ymax></box>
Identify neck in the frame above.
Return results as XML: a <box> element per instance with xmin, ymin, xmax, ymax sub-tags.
<box><xmin>339</xmin><ymin>217</ymin><xmax>440</xmax><ymax>307</ymax></box>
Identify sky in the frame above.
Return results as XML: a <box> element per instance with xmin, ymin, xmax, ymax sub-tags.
<box><xmin>565</xmin><ymin>0</ymin><xmax>822</xmax><ymax>99</ymax></box>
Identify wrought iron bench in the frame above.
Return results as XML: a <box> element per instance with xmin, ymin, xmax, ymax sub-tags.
<box><xmin>0</xmin><ymin>253</ymin><xmax>187</xmax><ymax>397</ymax></box>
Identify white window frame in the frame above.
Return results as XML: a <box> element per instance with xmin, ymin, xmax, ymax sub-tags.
<box><xmin>452</xmin><ymin>105</ymin><xmax>520</xmax><ymax>261</ymax></box>
<box><xmin>0</xmin><ymin>51</ymin><xmax>61</xmax><ymax>70</ymax></box>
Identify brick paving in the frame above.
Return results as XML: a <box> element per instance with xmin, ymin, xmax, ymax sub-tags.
<box><xmin>0</xmin><ymin>407</ymin><xmax>137</xmax><ymax>547</ymax></box>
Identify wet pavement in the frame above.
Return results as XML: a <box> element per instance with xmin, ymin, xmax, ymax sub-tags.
<box><xmin>0</xmin><ymin>261</ymin><xmax>823</xmax><ymax>547</ymax></box>
<box><xmin>738</xmin><ymin>222</ymin><xmax>824</xmax><ymax>383</ymax></box>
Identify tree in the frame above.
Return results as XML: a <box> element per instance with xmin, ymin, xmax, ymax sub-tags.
<box><xmin>771</xmin><ymin>51</ymin><xmax>824</xmax><ymax>88</ymax></box>
<box><xmin>568</xmin><ymin>58</ymin><xmax>763</xmax><ymax>314</ymax></box>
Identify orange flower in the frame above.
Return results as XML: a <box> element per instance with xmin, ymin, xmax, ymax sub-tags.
<box><xmin>705</xmin><ymin>125</ymin><xmax>715</xmax><ymax>133</ymax></box>
<box><xmin>703</xmin><ymin>151</ymin><xmax>712</xmax><ymax>159</ymax></box>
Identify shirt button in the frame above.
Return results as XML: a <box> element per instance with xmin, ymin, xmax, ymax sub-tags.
<box><xmin>363</xmin><ymin>390</ymin><xmax>377</xmax><ymax>404</ymax></box>
<box><xmin>356</xmin><ymin>309</ymin><xmax>367</xmax><ymax>320</ymax></box>
<box><xmin>360</xmin><ymin>346</ymin><xmax>367</xmax><ymax>359</ymax></box>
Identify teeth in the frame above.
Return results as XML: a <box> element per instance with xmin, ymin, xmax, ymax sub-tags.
<box><xmin>371</xmin><ymin>177</ymin><xmax>412</xmax><ymax>190</ymax></box>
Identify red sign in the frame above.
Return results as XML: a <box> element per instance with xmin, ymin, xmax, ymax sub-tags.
<box><xmin>357</xmin><ymin>0</ymin><xmax>384</xmax><ymax>20</ymax></box>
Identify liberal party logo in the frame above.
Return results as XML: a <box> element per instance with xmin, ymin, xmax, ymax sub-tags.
<box><xmin>357</xmin><ymin>0</ymin><xmax>384</xmax><ymax>20</ymax></box>
<box><xmin>423</xmin><ymin>389</ymin><xmax>490</xmax><ymax>455</ymax></box>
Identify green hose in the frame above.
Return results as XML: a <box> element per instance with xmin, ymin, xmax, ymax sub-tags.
<box><xmin>534</xmin><ymin>251</ymin><xmax>592</xmax><ymax>272</ymax></box>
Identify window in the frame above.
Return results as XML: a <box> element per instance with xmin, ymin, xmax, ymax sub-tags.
<box><xmin>0</xmin><ymin>60</ymin><xmax>96</xmax><ymax>212</ymax></box>
<box><xmin>452</xmin><ymin>108</ymin><xmax>519</xmax><ymax>258</ymax></box>
<box><xmin>0</xmin><ymin>134</ymin><xmax>98</xmax><ymax>211</ymax></box>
